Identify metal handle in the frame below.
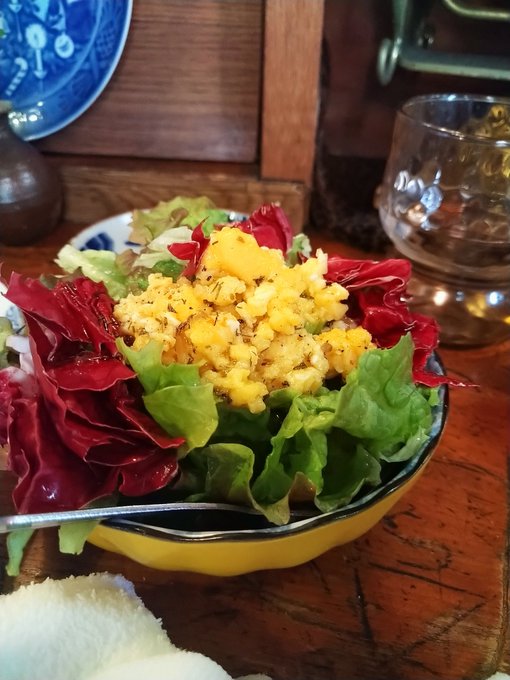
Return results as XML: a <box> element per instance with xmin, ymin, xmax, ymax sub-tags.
<box><xmin>0</xmin><ymin>502</ymin><xmax>289</xmax><ymax>533</ymax></box>
<box><xmin>442</xmin><ymin>0</ymin><xmax>510</xmax><ymax>22</ymax></box>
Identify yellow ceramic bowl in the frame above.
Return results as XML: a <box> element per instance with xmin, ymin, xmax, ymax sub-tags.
<box><xmin>89</xmin><ymin>357</ymin><xmax>448</xmax><ymax>576</ymax></box>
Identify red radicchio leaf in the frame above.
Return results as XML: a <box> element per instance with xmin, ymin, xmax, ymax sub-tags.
<box><xmin>8</xmin><ymin>388</ymin><xmax>119</xmax><ymax>513</ymax></box>
<box><xmin>1</xmin><ymin>275</ymin><xmax>183</xmax><ymax>514</ymax></box>
<box><xmin>167</xmin><ymin>221</ymin><xmax>210</xmax><ymax>277</ymax></box>
<box><xmin>0</xmin><ymin>367</ymin><xmax>37</xmax><ymax>446</ymax></box>
<box><xmin>325</xmin><ymin>255</ymin><xmax>458</xmax><ymax>387</ymax></box>
<box><xmin>5</xmin><ymin>273</ymin><xmax>119</xmax><ymax>356</ymax></box>
<box><xmin>233</xmin><ymin>203</ymin><xmax>294</xmax><ymax>253</ymax></box>
<box><xmin>116</xmin><ymin>453</ymin><xmax>179</xmax><ymax>497</ymax></box>
<box><xmin>168</xmin><ymin>240</ymin><xmax>199</xmax><ymax>263</ymax></box>
<box><xmin>48</xmin><ymin>356</ymin><xmax>134</xmax><ymax>390</ymax></box>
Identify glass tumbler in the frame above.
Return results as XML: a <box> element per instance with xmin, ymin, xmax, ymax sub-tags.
<box><xmin>378</xmin><ymin>94</ymin><xmax>510</xmax><ymax>346</ymax></box>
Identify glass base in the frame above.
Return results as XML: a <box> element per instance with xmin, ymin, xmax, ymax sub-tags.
<box><xmin>406</xmin><ymin>265</ymin><xmax>510</xmax><ymax>347</ymax></box>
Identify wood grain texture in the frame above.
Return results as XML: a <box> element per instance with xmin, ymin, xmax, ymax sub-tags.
<box><xmin>36</xmin><ymin>0</ymin><xmax>263</xmax><ymax>162</ymax></box>
<box><xmin>0</xmin><ymin>231</ymin><xmax>508</xmax><ymax>680</ymax></box>
<box><xmin>260</xmin><ymin>0</ymin><xmax>324</xmax><ymax>184</ymax></box>
<box><xmin>41</xmin><ymin>154</ymin><xmax>309</xmax><ymax>233</ymax></box>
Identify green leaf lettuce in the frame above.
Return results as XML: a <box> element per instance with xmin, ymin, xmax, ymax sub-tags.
<box><xmin>118</xmin><ymin>339</ymin><xmax>218</xmax><ymax>450</ymax></box>
<box><xmin>129</xmin><ymin>196</ymin><xmax>229</xmax><ymax>244</ymax></box>
<box><xmin>182</xmin><ymin>334</ymin><xmax>434</xmax><ymax>524</ymax></box>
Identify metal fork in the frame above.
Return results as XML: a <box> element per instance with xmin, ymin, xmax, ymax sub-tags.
<box><xmin>0</xmin><ymin>502</ymin><xmax>315</xmax><ymax>533</ymax></box>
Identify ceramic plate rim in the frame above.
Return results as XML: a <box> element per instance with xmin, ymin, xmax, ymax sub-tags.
<box><xmin>69</xmin><ymin>212</ymin><xmax>135</xmax><ymax>251</ymax></box>
<box><xmin>70</xmin><ymin>209</ymin><xmax>249</xmax><ymax>251</ymax></box>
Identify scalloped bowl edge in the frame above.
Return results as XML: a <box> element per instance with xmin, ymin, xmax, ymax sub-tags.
<box><xmin>88</xmin><ymin>466</ymin><xmax>431</xmax><ymax>575</ymax></box>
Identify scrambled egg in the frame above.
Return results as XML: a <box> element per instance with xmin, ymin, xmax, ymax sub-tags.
<box><xmin>114</xmin><ymin>227</ymin><xmax>374</xmax><ymax>413</ymax></box>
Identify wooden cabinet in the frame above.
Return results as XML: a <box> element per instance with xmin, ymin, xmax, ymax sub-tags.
<box><xmin>38</xmin><ymin>0</ymin><xmax>324</xmax><ymax>230</ymax></box>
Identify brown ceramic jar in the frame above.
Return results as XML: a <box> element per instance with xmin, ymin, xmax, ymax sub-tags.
<box><xmin>0</xmin><ymin>101</ymin><xmax>63</xmax><ymax>246</ymax></box>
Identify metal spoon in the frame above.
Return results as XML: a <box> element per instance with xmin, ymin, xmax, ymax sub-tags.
<box><xmin>0</xmin><ymin>502</ymin><xmax>315</xmax><ymax>533</ymax></box>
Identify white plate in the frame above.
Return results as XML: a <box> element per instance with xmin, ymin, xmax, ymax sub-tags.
<box><xmin>70</xmin><ymin>210</ymin><xmax>248</xmax><ymax>253</ymax></box>
<box><xmin>0</xmin><ymin>282</ymin><xmax>24</xmax><ymax>331</ymax></box>
<box><xmin>69</xmin><ymin>211</ymin><xmax>136</xmax><ymax>253</ymax></box>
<box><xmin>0</xmin><ymin>282</ymin><xmax>10</xmax><ymax>317</ymax></box>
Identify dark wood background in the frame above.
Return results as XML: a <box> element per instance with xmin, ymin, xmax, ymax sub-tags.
<box><xmin>312</xmin><ymin>0</ymin><xmax>510</xmax><ymax>250</ymax></box>
<box><xmin>29</xmin><ymin>0</ymin><xmax>510</xmax><ymax>238</ymax></box>
<box><xmin>321</xmin><ymin>0</ymin><xmax>510</xmax><ymax>160</ymax></box>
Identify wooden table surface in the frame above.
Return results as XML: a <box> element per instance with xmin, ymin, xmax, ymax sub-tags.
<box><xmin>0</xmin><ymin>221</ymin><xmax>509</xmax><ymax>680</ymax></box>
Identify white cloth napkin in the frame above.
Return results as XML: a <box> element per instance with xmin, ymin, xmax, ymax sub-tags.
<box><xmin>0</xmin><ymin>573</ymin><xmax>270</xmax><ymax>680</ymax></box>
<box><xmin>86</xmin><ymin>652</ymin><xmax>270</xmax><ymax>680</ymax></box>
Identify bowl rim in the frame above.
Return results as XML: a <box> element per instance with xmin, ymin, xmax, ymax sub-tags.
<box><xmin>105</xmin><ymin>352</ymin><xmax>449</xmax><ymax>543</ymax></box>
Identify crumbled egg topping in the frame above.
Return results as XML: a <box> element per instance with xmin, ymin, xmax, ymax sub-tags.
<box><xmin>114</xmin><ymin>227</ymin><xmax>374</xmax><ymax>413</ymax></box>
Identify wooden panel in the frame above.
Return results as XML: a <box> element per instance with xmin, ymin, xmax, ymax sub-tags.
<box><xmin>43</xmin><ymin>155</ymin><xmax>308</xmax><ymax>235</ymax></box>
<box><xmin>37</xmin><ymin>0</ymin><xmax>263</xmax><ymax>163</ymax></box>
<box><xmin>260</xmin><ymin>0</ymin><xmax>324</xmax><ymax>184</ymax></box>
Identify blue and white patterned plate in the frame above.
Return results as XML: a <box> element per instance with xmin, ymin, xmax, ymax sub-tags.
<box><xmin>70</xmin><ymin>210</ymin><xmax>249</xmax><ymax>253</ymax></box>
<box><xmin>70</xmin><ymin>211</ymin><xmax>136</xmax><ymax>252</ymax></box>
<box><xmin>0</xmin><ymin>0</ymin><xmax>132</xmax><ymax>140</ymax></box>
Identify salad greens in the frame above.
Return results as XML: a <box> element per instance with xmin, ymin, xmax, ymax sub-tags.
<box><xmin>0</xmin><ymin>196</ymin><xmax>448</xmax><ymax>574</ymax></box>
<box><xmin>6</xmin><ymin>529</ymin><xmax>33</xmax><ymax>577</ymax></box>
<box><xmin>55</xmin><ymin>247</ymin><xmax>130</xmax><ymax>300</ymax></box>
<box><xmin>129</xmin><ymin>195</ymin><xmax>229</xmax><ymax>244</ymax></box>
<box><xmin>118</xmin><ymin>339</ymin><xmax>218</xmax><ymax>450</ymax></box>
<box><xmin>56</xmin><ymin>196</ymin><xmax>230</xmax><ymax>300</ymax></box>
<box><xmin>118</xmin><ymin>333</ymin><xmax>435</xmax><ymax>524</ymax></box>
<box><xmin>56</xmin><ymin>197</ymin><xmax>312</xmax><ymax>303</ymax></box>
